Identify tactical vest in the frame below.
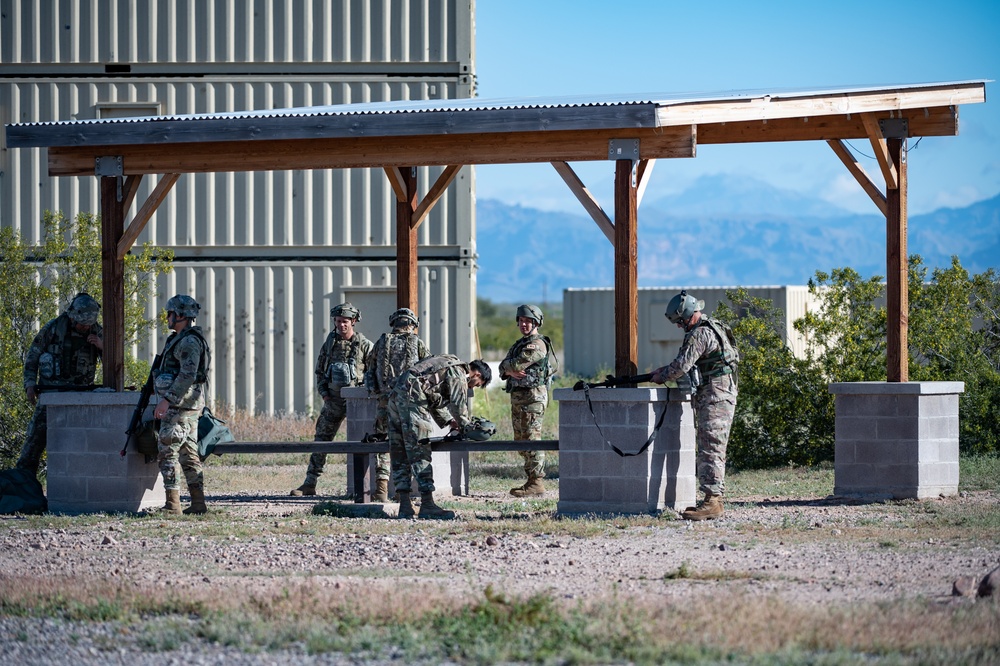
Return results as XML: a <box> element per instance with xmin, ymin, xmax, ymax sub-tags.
<box><xmin>504</xmin><ymin>333</ymin><xmax>558</xmax><ymax>391</ymax></box>
<box><xmin>692</xmin><ymin>318</ymin><xmax>739</xmax><ymax>379</ymax></box>
<box><xmin>41</xmin><ymin>314</ymin><xmax>102</xmax><ymax>385</ymax></box>
<box><xmin>408</xmin><ymin>354</ymin><xmax>466</xmax><ymax>388</ymax></box>
<box><xmin>326</xmin><ymin>333</ymin><xmax>366</xmax><ymax>388</ymax></box>
<box><xmin>375</xmin><ymin>331</ymin><xmax>420</xmax><ymax>392</ymax></box>
<box><xmin>160</xmin><ymin>326</ymin><xmax>211</xmax><ymax>385</ymax></box>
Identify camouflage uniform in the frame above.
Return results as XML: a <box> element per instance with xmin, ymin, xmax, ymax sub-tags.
<box><xmin>154</xmin><ymin>326</ymin><xmax>210</xmax><ymax>492</ymax></box>
<box><xmin>654</xmin><ymin>318</ymin><xmax>738</xmax><ymax>496</ymax></box>
<box><xmin>18</xmin><ymin>313</ymin><xmax>103</xmax><ymax>473</ymax></box>
<box><xmin>387</xmin><ymin>354</ymin><xmax>472</xmax><ymax>494</ymax></box>
<box><xmin>363</xmin><ymin>328</ymin><xmax>430</xmax><ymax>481</ymax></box>
<box><xmin>499</xmin><ymin>332</ymin><xmax>553</xmax><ymax>479</ymax></box>
<box><xmin>302</xmin><ymin>330</ymin><xmax>373</xmax><ymax>487</ymax></box>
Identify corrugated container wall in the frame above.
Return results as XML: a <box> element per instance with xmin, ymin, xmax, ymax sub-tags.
<box><xmin>563</xmin><ymin>286</ymin><xmax>821</xmax><ymax>378</ymax></box>
<box><xmin>0</xmin><ymin>0</ymin><xmax>477</xmax><ymax>414</ymax></box>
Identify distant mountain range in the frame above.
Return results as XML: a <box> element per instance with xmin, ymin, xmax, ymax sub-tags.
<box><xmin>475</xmin><ymin>175</ymin><xmax>1000</xmax><ymax>303</ymax></box>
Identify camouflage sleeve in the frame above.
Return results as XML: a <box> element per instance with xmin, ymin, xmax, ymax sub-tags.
<box><xmin>362</xmin><ymin>337</ymin><xmax>382</xmax><ymax>393</ymax></box>
<box><xmin>356</xmin><ymin>336</ymin><xmax>374</xmax><ymax>385</ymax></box>
<box><xmin>417</xmin><ymin>338</ymin><xmax>431</xmax><ymax>361</ymax></box>
<box><xmin>655</xmin><ymin>327</ymin><xmax>714</xmax><ymax>382</ymax></box>
<box><xmin>315</xmin><ymin>334</ymin><xmax>333</xmax><ymax>399</ymax></box>
<box><xmin>163</xmin><ymin>335</ymin><xmax>205</xmax><ymax>405</ymax></box>
<box><xmin>442</xmin><ymin>366</ymin><xmax>472</xmax><ymax>428</ymax></box>
<box><xmin>22</xmin><ymin>325</ymin><xmax>51</xmax><ymax>388</ymax></box>
<box><xmin>500</xmin><ymin>337</ymin><xmax>547</xmax><ymax>375</ymax></box>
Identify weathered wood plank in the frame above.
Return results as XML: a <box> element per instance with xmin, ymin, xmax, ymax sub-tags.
<box><xmin>397</xmin><ymin>167</ymin><xmax>418</xmax><ymax>310</ymax></box>
<box><xmin>551</xmin><ymin>161</ymin><xmax>614</xmax><ymax>244</ymax></box>
<box><xmin>886</xmin><ymin>138</ymin><xmax>909</xmax><ymax>382</ymax></box>
<box><xmin>412</xmin><ymin>164</ymin><xmax>463</xmax><ymax>229</ymax></box>
<box><xmin>614</xmin><ymin>159</ymin><xmax>638</xmax><ymax>378</ymax></box>
<box><xmin>861</xmin><ymin>113</ymin><xmax>898</xmax><ymax>190</ymax></box>
<box><xmin>827</xmin><ymin>140</ymin><xmax>887</xmax><ymax>216</ymax></box>
<box><xmin>46</xmin><ymin>127</ymin><xmax>697</xmax><ymax>176</ymax></box>
<box><xmin>212</xmin><ymin>440</ymin><xmax>560</xmax><ymax>455</ymax></box>
<box><xmin>117</xmin><ymin>173</ymin><xmax>179</xmax><ymax>259</ymax></box>
<box><xmin>100</xmin><ymin>177</ymin><xmax>126</xmax><ymax>391</ymax></box>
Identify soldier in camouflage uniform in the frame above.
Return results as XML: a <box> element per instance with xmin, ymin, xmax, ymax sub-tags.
<box><xmin>18</xmin><ymin>293</ymin><xmax>104</xmax><ymax>474</ymax></box>
<box><xmin>291</xmin><ymin>302</ymin><xmax>373</xmax><ymax>496</ymax></box>
<box><xmin>362</xmin><ymin>307</ymin><xmax>430</xmax><ymax>502</ymax></box>
<box><xmin>499</xmin><ymin>304</ymin><xmax>557</xmax><ymax>497</ymax></box>
<box><xmin>651</xmin><ymin>291</ymin><xmax>739</xmax><ymax>520</ymax></box>
<box><xmin>153</xmin><ymin>294</ymin><xmax>212</xmax><ymax>515</ymax></box>
<box><xmin>387</xmin><ymin>354</ymin><xmax>492</xmax><ymax>519</ymax></box>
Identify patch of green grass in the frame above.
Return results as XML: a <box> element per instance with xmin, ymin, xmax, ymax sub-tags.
<box><xmin>960</xmin><ymin>454</ymin><xmax>1000</xmax><ymax>492</ymax></box>
<box><xmin>727</xmin><ymin>462</ymin><xmax>835</xmax><ymax>499</ymax></box>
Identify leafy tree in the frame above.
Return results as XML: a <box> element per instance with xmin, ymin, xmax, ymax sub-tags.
<box><xmin>476</xmin><ymin>297</ymin><xmax>563</xmax><ymax>359</ymax></box>
<box><xmin>716</xmin><ymin>289</ymin><xmax>834</xmax><ymax>469</ymax></box>
<box><xmin>0</xmin><ymin>211</ymin><xmax>173</xmax><ymax>467</ymax></box>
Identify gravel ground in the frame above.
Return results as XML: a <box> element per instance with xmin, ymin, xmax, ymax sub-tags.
<box><xmin>1</xmin><ymin>487</ymin><xmax>998</xmax><ymax>665</ymax></box>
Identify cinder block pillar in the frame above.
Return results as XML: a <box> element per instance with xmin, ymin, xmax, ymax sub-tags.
<box><xmin>342</xmin><ymin>387</ymin><xmax>467</xmax><ymax>497</ymax></box>
<box><xmin>554</xmin><ymin>387</ymin><xmax>696</xmax><ymax>514</ymax></box>
<box><xmin>45</xmin><ymin>392</ymin><xmax>164</xmax><ymax>513</ymax></box>
<box><xmin>830</xmin><ymin>381</ymin><xmax>964</xmax><ymax>499</ymax></box>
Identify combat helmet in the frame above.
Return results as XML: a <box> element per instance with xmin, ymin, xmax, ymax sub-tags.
<box><xmin>515</xmin><ymin>304</ymin><xmax>544</xmax><ymax>328</ymax></box>
<box><xmin>665</xmin><ymin>290</ymin><xmax>704</xmax><ymax>325</ymax></box>
<box><xmin>66</xmin><ymin>292</ymin><xmax>100</xmax><ymax>326</ymax></box>
<box><xmin>165</xmin><ymin>294</ymin><xmax>201</xmax><ymax>318</ymax></box>
<box><xmin>330</xmin><ymin>302</ymin><xmax>361</xmax><ymax>321</ymax></box>
<box><xmin>389</xmin><ymin>307</ymin><xmax>418</xmax><ymax>328</ymax></box>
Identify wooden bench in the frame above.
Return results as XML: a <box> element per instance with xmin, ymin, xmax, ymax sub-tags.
<box><xmin>212</xmin><ymin>439</ymin><xmax>559</xmax><ymax>503</ymax></box>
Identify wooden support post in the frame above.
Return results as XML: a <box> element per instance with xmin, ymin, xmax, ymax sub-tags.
<box><xmin>886</xmin><ymin>138</ymin><xmax>908</xmax><ymax>382</ymax></box>
<box><xmin>614</xmin><ymin>159</ymin><xmax>639</xmax><ymax>378</ymax></box>
<box><xmin>100</xmin><ymin>176</ymin><xmax>126</xmax><ymax>391</ymax></box>
<box><xmin>396</xmin><ymin>167</ymin><xmax>418</xmax><ymax>310</ymax></box>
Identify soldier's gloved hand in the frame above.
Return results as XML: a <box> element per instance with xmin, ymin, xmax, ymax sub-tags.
<box><xmin>26</xmin><ymin>386</ymin><xmax>38</xmax><ymax>405</ymax></box>
<box><xmin>650</xmin><ymin>370</ymin><xmax>664</xmax><ymax>384</ymax></box>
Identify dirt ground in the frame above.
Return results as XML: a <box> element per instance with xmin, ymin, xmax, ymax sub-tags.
<box><xmin>2</xmin><ymin>487</ymin><xmax>998</xmax><ymax>609</ymax></box>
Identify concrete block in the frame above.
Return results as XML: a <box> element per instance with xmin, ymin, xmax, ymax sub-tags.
<box><xmin>836</xmin><ymin>417</ymin><xmax>877</xmax><ymax>442</ymax></box>
<box><xmin>880</xmin><ymin>464</ymin><xmax>920</xmax><ymax>488</ymax></box>
<box><xmin>559</xmin><ymin>424</ymin><xmax>611</xmax><ymax>452</ymax></box>
<box><xmin>919</xmin><ymin>462</ymin><xmax>959</xmax><ymax>487</ymax></box>
<box><xmin>854</xmin><ymin>440</ymin><xmax>918</xmax><ymax>465</ymax></box>
<box><xmin>837</xmin><ymin>394</ymin><xmax>896</xmax><ymax>418</ymax></box>
<box><xmin>835</xmin><ymin>462</ymin><xmax>885</xmax><ymax>489</ymax></box>
<box><xmin>603</xmin><ymin>477</ymin><xmax>651</xmax><ymax>504</ymax></box>
<box><xmin>46</xmin><ymin>475</ymin><xmax>87</xmax><ymax>504</ymax></box>
<box><xmin>67</xmin><ymin>452</ymin><xmax>125</xmax><ymax>478</ymax></box>
<box><xmin>559</xmin><ymin>476</ymin><xmax>603</xmax><ymax>501</ymax></box>
<box><xmin>876</xmin><ymin>417</ymin><xmax>920</xmax><ymax>441</ymax></box>
<box><xmin>558</xmin><ymin>451</ymin><xmax>583</xmax><ymax>478</ymax></box>
<box><xmin>919</xmin><ymin>416</ymin><xmax>959</xmax><ymax>440</ymax></box>
<box><xmin>834</xmin><ymin>439</ymin><xmax>857</xmax><ymax>464</ymax></box>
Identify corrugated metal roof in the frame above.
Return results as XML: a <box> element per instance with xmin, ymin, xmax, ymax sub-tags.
<box><xmin>9</xmin><ymin>80</ymin><xmax>986</xmax><ymax>128</ymax></box>
<box><xmin>5</xmin><ymin>80</ymin><xmax>988</xmax><ymax>150</ymax></box>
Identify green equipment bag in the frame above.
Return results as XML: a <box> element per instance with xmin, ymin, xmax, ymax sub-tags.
<box><xmin>0</xmin><ymin>468</ymin><xmax>47</xmax><ymax>515</ymax></box>
<box><xmin>197</xmin><ymin>406</ymin><xmax>235</xmax><ymax>461</ymax></box>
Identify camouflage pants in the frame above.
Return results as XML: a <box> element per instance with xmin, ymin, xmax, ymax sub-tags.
<box><xmin>510</xmin><ymin>387</ymin><xmax>547</xmax><ymax>479</ymax></box>
<box><xmin>16</xmin><ymin>403</ymin><xmax>48</xmax><ymax>474</ymax></box>
<box><xmin>157</xmin><ymin>406</ymin><xmax>203</xmax><ymax>491</ymax></box>
<box><xmin>368</xmin><ymin>393</ymin><xmax>391</xmax><ymax>481</ymax></box>
<box><xmin>387</xmin><ymin>382</ymin><xmax>436</xmax><ymax>494</ymax></box>
<box><xmin>303</xmin><ymin>397</ymin><xmax>347</xmax><ymax>487</ymax></box>
<box><xmin>692</xmin><ymin>389</ymin><xmax>736</xmax><ymax>497</ymax></box>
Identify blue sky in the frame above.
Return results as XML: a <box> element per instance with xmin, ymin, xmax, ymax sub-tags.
<box><xmin>473</xmin><ymin>0</ymin><xmax>1000</xmax><ymax>216</ymax></box>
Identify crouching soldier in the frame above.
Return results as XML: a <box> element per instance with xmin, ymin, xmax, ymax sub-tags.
<box><xmin>154</xmin><ymin>294</ymin><xmax>212</xmax><ymax>515</ymax></box>
<box><xmin>363</xmin><ymin>307</ymin><xmax>430</xmax><ymax>502</ymax></box>
<box><xmin>387</xmin><ymin>354</ymin><xmax>491</xmax><ymax>519</ymax></box>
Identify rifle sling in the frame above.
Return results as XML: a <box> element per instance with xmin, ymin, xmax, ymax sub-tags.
<box><xmin>581</xmin><ymin>384</ymin><xmax>669</xmax><ymax>458</ymax></box>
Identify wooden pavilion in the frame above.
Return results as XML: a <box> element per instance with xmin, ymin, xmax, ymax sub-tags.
<box><xmin>5</xmin><ymin>80</ymin><xmax>987</xmax><ymax>389</ymax></box>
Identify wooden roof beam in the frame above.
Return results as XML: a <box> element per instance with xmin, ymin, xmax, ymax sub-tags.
<box><xmin>412</xmin><ymin>164</ymin><xmax>463</xmax><ymax>229</ymax></box>
<box><xmin>116</xmin><ymin>173</ymin><xmax>179</xmax><ymax>260</ymax></box>
<box><xmin>827</xmin><ymin>140</ymin><xmax>887</xmax><ymax>216</ymax></box>
<box><xmin>861</xmin><ymin>113</ymin><xmax>898</xmax><ymax>190</ymax></box>
<box><xmin>551</xmin><ymin>161</ymin><xmax>615</xmax><ymax>244</ymax></box>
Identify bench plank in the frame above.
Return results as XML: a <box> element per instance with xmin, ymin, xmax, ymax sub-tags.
<box><xmin>212</xmin><ymin>440</ymin><xmax>559</xmax><ymax>455</ymax></box>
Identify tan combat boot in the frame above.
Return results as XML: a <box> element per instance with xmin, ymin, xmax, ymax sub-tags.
<box><xmin>510</xmin><ymin>476</ymin><xmax>545</xmax><ymax>498</ymax></box>
<box><xmin>397</xmin><ymin>491</ymin><xmax>416</xmax><ymax>519</ymax></box>
<box><xmin>372</xmin><ymin>478</ymin><xmax>389</xmax><ymax>503</ymax></box>
<box><xmin>418</xmin><ymin>492</ymin><xmax>455</xmax><ymax>520</ymax></box>
<box><xmin>183</xmin><ymin>485</ymin><xmax>208</xmax><ymax>515</ymax></box>
<box><xmin>681</xmin><ymin>493</ymin><xmax>723</xmax><ymax>521</ymax></box>
<box><xmin>290</xmin><ymin>483</ymin><xmax>316</xmax><ymax>497</ymax></box>
<box><xmin>161</xmin><ymin>489</ymin><xmax>182</xmax><ymax>515</ymax></box>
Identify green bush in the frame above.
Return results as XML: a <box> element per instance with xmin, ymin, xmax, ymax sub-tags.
<box><xmin>0</xmin><ymin>211</ymin><xmax>173</xmax><ymax>468</ymax></box>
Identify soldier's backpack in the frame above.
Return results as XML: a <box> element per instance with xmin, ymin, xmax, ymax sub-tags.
<box><xmin>197</xmin><ymin>406</ymin><xmax>235</xmax><ymax>460</ymax></box>
<box><xmin>0</xmin><ymin>468</ymin><xmax>47</xmax><ymax>515</ymax></box>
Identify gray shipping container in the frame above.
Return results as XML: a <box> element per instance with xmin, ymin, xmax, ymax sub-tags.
<box><xmin>563</xmin><ymin>286</ymin><xmax>822</xmax><ymax>378</ymax></box>
<box><xmin>1</xmin><ymin>0</ymin><xmax>477</xmax><ymax>414</ymax></box>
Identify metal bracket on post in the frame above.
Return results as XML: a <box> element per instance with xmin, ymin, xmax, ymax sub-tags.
<box><xmin>878</xmin><ymin>118</ymin><xmax>909</xmax><ymax>139</ymax></box>
<box><xmin>608</xmin><ymin>139</ymin><xmax>640</xmax><ymax>186</ymax></box>
<box><xmin>95</xmin><ymin>156</ymin><xmax>124</xmax><ymax>202</ymax></box>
